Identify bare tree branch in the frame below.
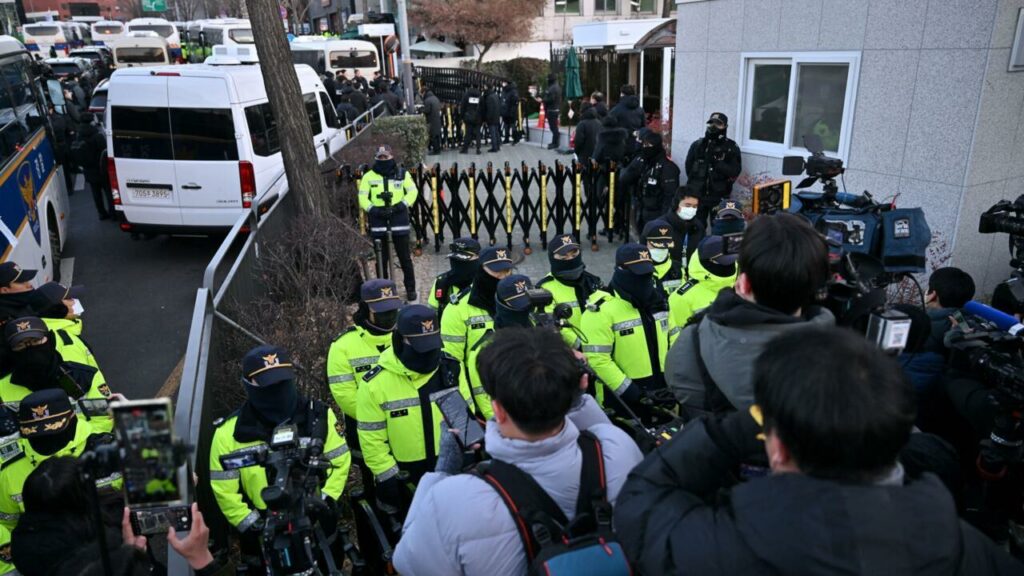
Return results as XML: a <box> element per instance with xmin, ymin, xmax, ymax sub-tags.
<box><xmin>410</xmin><ymin>0</ymin><xmax>545</xmax><ymax>69</ymax></box>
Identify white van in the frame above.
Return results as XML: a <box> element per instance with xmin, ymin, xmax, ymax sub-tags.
<box><xmin>110</xmin><ymin>33</ymin><xmax>170</xmax><ymax>68</ymax></box>
<box><xmin>289</xmin><ymin>39</ymin><xmax>380</xmax><ymax>78</ymax></box>
<box><xmin>105</xmin><ymin>47</ymin><xmax>347</xmax><ymax>234</ymax></box>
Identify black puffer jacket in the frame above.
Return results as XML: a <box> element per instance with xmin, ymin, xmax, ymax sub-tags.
<box><xmin>616</xmin><ymin>419</ymin><xmax>1024</xmax><ymax>576</ymax></box>
<box><xmin>573</xmin><ymin>107</ymin><xmax>601</xmax><ymax>165</ymax></box>
<box><xmin>592</xmin><ymin>120</ymin><xmax>629</xmax><ymax>165</ymax></box>
<box><xmin>609</xmin><ymin>95</ymin><xmax>645</xmax><ymax>135</ymax></box>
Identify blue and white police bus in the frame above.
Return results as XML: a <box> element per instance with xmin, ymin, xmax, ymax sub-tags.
<box><xmin>0</xmin><ymin>36</ymin><xmax>71</xmax><ymax>282</ymax></box>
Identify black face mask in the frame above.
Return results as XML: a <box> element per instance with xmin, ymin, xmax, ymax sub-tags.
<box><xmin>494</xmin><ymin>304</ymin><xmax>532</xmax><ymax>329</ymax></box>
<box><xmin>448</xmin><ymin>259</ymin><xmax>480</xmax><ymax>288</ymax></box>
<box><xmin>551</xmin><ymin>254</ymin><xmax>585</xmax><ymax>283</ymax></box>
<box><xmin>393</xmin><ymin>333</ymin><xmax>441</xmax><ymax>374</ymax></box>
<box><xmin>11</xmin><ymin>338</ymin><xmax>61</xmax><ymax>391</ymax></box>
<box><xmin>610</xmin><ymin>268</ymin><xmax>659</xmax><ymax>309</ymax></box>
<box><xmin>706</xmin><ymin>125</ymin><xmax>723</xmax><ymax>140</ymax></box>
<box><xmin>469</xmin><ymin>269</ymin><xmax>501</xmax><ymax>313</ymax></box>
<box><xmin>244</xmin><ymin>380</ymin><xmax>299</xmax><ymax>426</ymax></box>
<box><xmin>640</xmin><ymin>145</ymin><xmax>660</xmax><ymax>160</ymax></box>
<box><xmin>373</xmin><ymin>159</ymin><xmax>397</xmax><ymax>179</ymax></box>
<box><xmin>27</xmin><ymin>419</ymin><xmax>77</xmax><ymax>457</ymax></box>
<box><xmin>367</xmin><ymin>309</ymin><xmax>399</xmax><ymax>333</ymax></box>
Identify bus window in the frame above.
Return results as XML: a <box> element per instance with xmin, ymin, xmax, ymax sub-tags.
<box><xmin>116</xmin><ymin>47</ymin><xmax>166</xmax><ymax>64</ymax></box>
<box><xmin>129</xmin><ymin>24</ymin><xmax>174</xmax><ymax>38</ymax></box>
<box><xmin>228</xmin><ymin>28</ymin><xmax>254</xmax><ymax>43</ymax></box>
<box><xmin>94</xmin><ymin>24</ymin><xmax>123</xmax><ymax>34</ymax></box>
<box><xmin>329</xmin><ymin>50</ymin><xmax>377</xmax><ymax>69</ymax></box>
<box><xmin>112</xmin><ymin>106</ymin><xmax>173</xmax><ymax>160</ymax></box>
<box><xmin>26</xmin><ymin>25</ymin><xmax>60</xmax><ymax>36</ymax></box>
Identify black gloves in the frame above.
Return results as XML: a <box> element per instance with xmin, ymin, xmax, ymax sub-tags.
<box><xmin>704</xmin><ymin>407</ymin><xmax>765</xmax><ymax>463</ymax></box>
<box><xmin>375</xmin><ymin>477</ymin><xmax>405</xmax><ymax>514</ymax></box>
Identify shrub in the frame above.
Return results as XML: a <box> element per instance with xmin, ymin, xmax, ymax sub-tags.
<box><xmin>371</xmin><ymin>114</ymin><xmax>429</xmax><ymax>166</ymax></box>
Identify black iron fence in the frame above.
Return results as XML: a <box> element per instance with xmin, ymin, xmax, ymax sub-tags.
<box><xmin>416</xmin><ymin>66</ymin><xmax>510</xmax><ymax>104</ymax></box>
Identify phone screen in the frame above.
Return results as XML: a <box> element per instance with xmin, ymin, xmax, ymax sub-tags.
<box><xmin>219</xmin><ymin>446</ymin><xmax>265</xmax><ymax>471</ymax></box>
<box><xmin>78</xmin><ymin>397</ymin><xmax>109</xmax><ymax>418</ymax></box>
<box><xmin>431</xmin><ymin>389</ymin><xmax>485</xmax><ymax>449</ymax></box>
<box><xmin>111</xmin><ymin>400</ymin><xmax>183</xmax><ymax>507</ymax></box>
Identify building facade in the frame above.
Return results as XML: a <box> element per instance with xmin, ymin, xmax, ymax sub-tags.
<box><xmin>671</xmin><ymin>0</ymin><xmax>1024</xmax><ymax>296</ymax></box>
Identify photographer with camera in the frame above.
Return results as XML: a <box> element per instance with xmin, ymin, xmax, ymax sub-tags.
<box><xmin>684</xmin><ymin>113</ymin><xmax>741</xmax><ymax>227</ymax></box>
<box><xmin>666</xmin><ymin>213</ymin><xmax>834</xmax><ymax>416</ymax></box>
<box><xmin>580</xmin><ymin>243</ymin><xmax>669</xmax><ymax>416</ymax></box>
<box><xmin>617</xmin><ymin>326</ymin><xmax>1023</xmax><ymax>575</ymax></box>
<box><xmin>536</xmin><ymin>235</ymin><xmax>603</xmax><ymax>346</ymax></box>
<box><xmin>393</xmin><ymin>327</ymin><xmax>642</xmax><ymax>575</ymax></box>
<box><xmin>357</xmin><ymin>305</ymin><xmax>461</xmax><ymax>515</ymax></box>
<box><xmin>358</xmin><ymin>145</ymin><xmax>419</xmax><ymax>301</ymax></box>
<box><xmin>0</xmin><ymin>389</ymin><xmax>121</xmax><ymax>574</ymax></box>
<box><xmin>208</xmin><ymin>345</ymin><xmax>351</xmax><ymax>566</ymax></box>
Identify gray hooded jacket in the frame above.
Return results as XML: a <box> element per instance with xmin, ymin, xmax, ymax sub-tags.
<box><xmin>667</xmin><ymin>288</ymin><xmax>835</xmax><ymax>412</ymax></box>
<box><xmin>392</xmin><ymin>395</ymin><xmax>643</xmax><ymax>576</ymax></box>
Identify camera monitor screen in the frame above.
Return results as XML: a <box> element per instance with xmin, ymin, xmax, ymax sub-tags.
<box><xmin>111</xmin><ymin>399</ymin><xmax>184</xmax><ymax>507</ymax></box>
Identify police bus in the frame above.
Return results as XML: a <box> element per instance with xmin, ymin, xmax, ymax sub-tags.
<box><xmin>0</xmin><ymin>36</ymin><xmax>71</xmax><ymax>282</ymax></box>
<box><xmin>126</xmin><ymin>18</ymin><xmax>181</xmax><ymax>60</ymax></box>
<box><xmin>90</xmin><ymin>20</ymin><xmax>125</xmax><ymax>46</ymax></box>
<box><xmin>22</xmin><ymin>23</ymin><xmax>72</xmax><ymax>54</ymax></box>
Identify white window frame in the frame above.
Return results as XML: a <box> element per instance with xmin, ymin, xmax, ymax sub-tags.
<box><xmin>736</xmin><ymin>51</ymin><xmax>861</xmax><ymax>162</ymax></box>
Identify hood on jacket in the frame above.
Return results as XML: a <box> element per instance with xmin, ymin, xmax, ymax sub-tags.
<box><xmin>686</xmin><ymin>252</ymin><xmax>737</xmax><ymax>287</ymax></box>
<box><xmin>729</xmin><ymin>472</ymin><xmax>964</xmax><ymax>575</ymax></box>
<box><xmin>582</xmin><ymin>106</ymin><xmax>597</xmax><ymax>120</ymax></box>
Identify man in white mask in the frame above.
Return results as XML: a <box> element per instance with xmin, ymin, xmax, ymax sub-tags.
<box><xmin>661</xmin><ymin>188</ymin><xmax>706</xmax><ymax>280</ymax></box>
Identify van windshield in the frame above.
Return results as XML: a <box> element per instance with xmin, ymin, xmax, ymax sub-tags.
<box><xmin>112</xmin><ymin>106</ymin><xmax>238</xmax><ymax>161</ymax></box>
<box><xmin>329</xmin><ymin>50</ymin><xmax>376</xmax><ymax>69</ymax></box>
<box><xmin>26</xmin><ymin>26</ymin><xmax>60</xmax><ymax>36</ymax></box>
<box><xmin>94</xmin><ymin>25</ymin><xmax>123</xmax><ymax>34</ymax></box>
<box><xmin>129</xmin><ymin>25</ymin><xmax>174</xmax><ymax>38</ymax></box>
<box><xmin>116</xmin><ymin>47</ymin><xmax>166</xmax><ymax>63</ymax></box>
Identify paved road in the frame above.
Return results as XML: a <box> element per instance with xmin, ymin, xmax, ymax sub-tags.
<box><xmin>61</xmin><ymin>177</ymin><xmax>223</xmax><ymax>400</ymax></box>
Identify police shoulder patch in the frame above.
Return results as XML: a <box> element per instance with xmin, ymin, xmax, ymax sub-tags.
<box><xmin>586</xmin><ymin>294</ymin><xmax>608</xmax><ymax>312</ymax></box>
<box><xmin>213</xmin><ymin>409</ymin><xmax>239</xmax><ymax>428</ymax></box>
<box><xmin>362</xmin><ymin>365</ymin><xmax>384</xmax><ymax>382</ymax></box>
<box><xmin>675</xmin><ymin>279</ymin><xmax>699</xmax><ymax>296</ymax></box>
<box><xmin>333</xmin><ymin>326</ymin><xmax>358</xmax><ymax>342</ymax></box>
<box><xmin>0</xmin><ymin>451</ymin><xmax>24</xmax><ymax>470</ymax></box>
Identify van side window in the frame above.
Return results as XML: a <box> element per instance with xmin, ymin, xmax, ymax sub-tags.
<box><xmin>319</xmin><ymin>92</ymin><xmax>338</xmax><ymax>127</ymax></box>
<box><xmin>304</xmin><ymin>93</ymin><xmax>322</xmax><ymax>136</ymax></box>
<box><xmin>0</xmin><ymin>57</ymin><xmax>40</xmax><ymax>166</ymax></box>
<box><xmin>112</xmin><ymin>106</ymin><xmax>173</xmax><ymax>160</ymax></box>
<box><xmin>171</xmin><ymin>108</ymin><xmax>238</xmax><ymax>161</ymax></box>
<box><xmin>244</xmin><ymin>103</ymin><xmax>280</xmax><ymax>157</ymax></box>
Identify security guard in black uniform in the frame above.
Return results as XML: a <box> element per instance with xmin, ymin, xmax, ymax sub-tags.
<box><xmin>427</xmin><ymin>237</ymin><xmax>481</xmax><ymax>317</ymax></box>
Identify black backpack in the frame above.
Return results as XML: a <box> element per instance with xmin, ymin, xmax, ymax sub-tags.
<box><xmin>472</xmin><ymin>431</ymin><xmax>631</xmax><ymax>576</ymax></box>
<box><xmin>69</xmin><ymin>136</ymin><xmax>90</xmax><ymax>169</ymax></box>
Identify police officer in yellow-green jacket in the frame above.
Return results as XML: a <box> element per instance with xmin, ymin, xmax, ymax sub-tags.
<box><xmin>327</xmin><ymin>279</ymin><xmax>402</xmax><ymax>450</ymax></box>
<box><xmin>209</xmin><ymin>345</ymin><xmax>351</xmax><ymax>560</ymax></box>
<box><xmin>357</xmin><ymin>305</ymin><xmax>461</xmax><ymax>515</ymax></box>
<box><xmin>580</xmin><ymin>243</ymin><xmax>669</xmax><ymax>417</ymax></box>
<box><xmin>535</xmin><ymin>235</ymin><xmax>603</xmax><ymax>348</ymax></box>
<box><xmin>440</xmin><ymin>246</ymin><xmax>513</xmax><ymax>373</ymax></box>
<box><xmin>642</xmin><ymin>218</ymin><xmax>684</xmax><ymax>294</ymax></box>
<box><xmin>0</xmin><ymin>388</ymin><xmax>121</xmax><ymax>574</ymax></box>
<box><xmin>36</xmin><ymin>282</ymin><xmax>85</xmax><ymax>337</ymax></box>
<box><xmin>0</xmin><ymin>317</ymin><xmax>113</xmax><ymax>433</ymax></box>
<box><xmin>427</xmin><ymin>237</ymin><xmax>481</xmax><ymax>318</ymax></box>
<box><xmin>358</xmin><ymin>144</ymin><xmax>419</xmax><ymax>300</ymax></box>
<box><xmin>668</xmin><ymin>235</ymin><xmax>738</xmax><ymax>344</ymax></box>
<box><xmin>460</xmin><ymin>274</ymin><xmax>541</xmax><ymax>419</ymax></box>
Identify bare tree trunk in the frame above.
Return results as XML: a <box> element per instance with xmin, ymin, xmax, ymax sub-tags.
<box><xmin>247</xmin><ymin>0</ymin><xmax>330</xmax><ymax>218</ymax></box>
<box><xmin>661</xmin><ymin>0</ymin><xmax>672</xmax><ymax>18</ymax></box>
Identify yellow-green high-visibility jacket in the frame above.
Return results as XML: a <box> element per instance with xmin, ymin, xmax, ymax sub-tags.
<box><xmin>0</xmin><ymin>330</ymin><xmax>113</xmax><ymax>433</ymax></box>
<box><xmin>209</xmin><ymin>402</ymin><xmax>350</xmax><ymax>533</ymax></box>
<box><xmin>535</xmin><ymin>273</ymin><xmax>605</xmax><ymax>348</ymax></box>
<box><xmin>580</xmin><ymin>289</ymin><xmax>669</xmax><ymax>404</ymax></box>
<box><xmin>326</xmin><ymin>325</ymin><xmax>391</xmax><ymax>420</ymax></box>
<box><xmin>42</xmin><ymin>317</ymin><xmax>83</xmax><ymax>337</ymax></box>
<box><xmin>0</xmin><ymin>524</ymin><xmax>12</xmax><ymax>575</ymax></box>
<box><xmin>654</xmin><ymin>258</ymin><xmax>684</xmax><ymax>294</ymax></box>
<box><xmin>459</xmin><ymin>330</ymin><xmax>494</xmax><ymax>420</ymax></box>
<box><xmin>358</xmin><ymin>168</ymin><xmax>418</xmax><ymax>237</ymax></box>
<box><xmin>440</xmin><ymin>288</ymin><xmax>493</xmax><ymax>369</ymax></box>
<box><xmin>356</xmin><ymin>348</ymin><xmax>459</xmax><ymax>483</ymax></box>
<box><xmin>667</xmin><ymin>255</ymin><xmax>737</xmax><ymax>344</ymax></box>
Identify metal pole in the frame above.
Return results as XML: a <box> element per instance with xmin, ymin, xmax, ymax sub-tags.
<box><xmin>395</xmin><ymin>0</ymin><xmax>416</xmax><ymax>112</ymax></box>
<box><xmin>638</xmin><ymin>48</ymin><xmax>644</xmax><ymax>100</ymax></box>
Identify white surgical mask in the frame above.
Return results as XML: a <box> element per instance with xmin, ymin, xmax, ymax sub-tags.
<box><xmin>678</xmin><ymin>206</ymin><xmax>698</xmax><ymax>221</ymax></box>
<box><xmin>649</xmin><ymin>248</ymin><xmax>670</xmax><ymax>263</ymax></box>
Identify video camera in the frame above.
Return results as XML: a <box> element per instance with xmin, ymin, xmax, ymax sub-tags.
<box><xmin>979</xmin><ymin>196</ymin><xmax>1024</xmax><ymax>316</ymax></box>
<box><xmin>946</xmin><ymin>313</ymin><xmax>1024</xmax><ymax>412</ymax></box>
<box><xmin>522</xmin><ymin>288</ymin><xmax>574</xmax><ymax>331</ymax></box>
<box><xmin>220</xmin><ymin>421</ymin><xmax>343</xmax><ymax>575</ymax></box>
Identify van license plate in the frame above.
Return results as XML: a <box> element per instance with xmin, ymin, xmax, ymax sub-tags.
<box><xmin>132</xmin><ymin>188</ymin><xmax>172</xmax><ymax>200</ymax></box>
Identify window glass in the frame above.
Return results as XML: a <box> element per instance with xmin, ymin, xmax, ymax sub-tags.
<box><xmin>594</xmin><ymin>0</ymin><xmax>616</xmax><ymax>11</ymax></box>
<box><xmin>112</xmin><ymin>106</ymin><xmax>172</xmax><ymax>159</ymax></box>
<box><xmin>229</xmin><ymin>28</ymin><xmax>254</xmax><ymax>43</ymax></box>
<box><xmin>748</xmin><ymin>63</ymin><xmax>790</xmax><ymax>144</ymax></box>
<box><xmin>329</xmin><ymin>50</ymin><xmax>377</xmax><ymax>69</ymax></box>
<box><xmin>245</xmin><ymin>103</ymin><xmax>280</xmax><ymax>156</ymax></box>
<box><xmin>319</xmin><ymin>92</ymin><xmax>338</xmax><ymax>127</ymax></box>
<box><xmin>88</xmin><ymin>90</ymin><xmax>107</xmax><ymax>111</ymax></box>
<box><xmin>25</xmin><ymin>26</ymin><xmax>60</xmax><ymax>36</ymax></box>
<box><xmin>48</xmin><ymin>63</ymin><xmax>82</xmax><ymax>76</ymax></box>
<box><xmin>94</xmin><ymin>25</ymin><xmax>123</xmax><ymax>34</ymax></box>
<box><xmin>170</xmin><ymin>108</ymin><xmax>238</xmax><ymax>161</ymax></box>
<box><xmin>304</xmin><ymin>93</ymin><xmax>322</xmax><ymax>136</ymax></box>
<box><xmin>791</xmin><ymin>63</ymin><xmax>848</xmax><ymax>153</ymax></box>
<box><xmin>115</xmin><ymin>47</ymin><xmax>166</xmax><ymax>64</ymax></box>
<box><xmin>129</xmin><ymin>24</ymin><xmax>174</xmax><ymax>38</ymax></box>
<box><xmin>555</xmin><ymin>0</ymin><xmax>581</xmax><ymax>13</ymax></box>
<box><xmin>639</xmin><ymin>0</ymin><xmax>655</xmax><ymax>11</ymax></box>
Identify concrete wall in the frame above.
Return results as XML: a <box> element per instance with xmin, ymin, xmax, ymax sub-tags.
<box><xmin>672</xmin><ymin>0</ymin><xmax>1024</xmax><ymax>296</ymax></box>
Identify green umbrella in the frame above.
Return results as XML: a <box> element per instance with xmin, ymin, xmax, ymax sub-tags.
<box><xmin>564</xmin><ymin>47</ymin><xmax>583</xmax><ymax>100</ymax></box>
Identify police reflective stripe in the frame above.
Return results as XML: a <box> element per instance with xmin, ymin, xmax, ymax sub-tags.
<box><xmin>1</xmin><ymin>402</ymin><xmax>17</xmax><ymax>412</ymax></box>
<box><xmin>96</xmin><ymin>472</ymin><xmax>121</xmax><ymax>487</ymax></box>
<box><xmin>210</xmin><ymin>469</ymin><xmax>240</xmax><ymax>480</ymax></box>
<box><xmin>376</xmin><ymin>465</ymin><xmax>400</xmax><ymax>482</ymax></box>
<box><xmin>236</xmin><ymin>509</ymin><xmax>261</xmax><ymax>532</ymax></box>
<box><xmin>571</xmin><ymin>337</ymin><xmax>582</xmax><ymax>349</ymax></box>
<box><xmin>669</xmin><ymin>326</ymin><xmax>681</xmax><ymax>338</ymax></box>
<box><xmin>582</xmin><ymin>345</ymin><xmax>613</xmax><ymax>353</ymax></box>
<box><xmin>653</xmin><ymin>311</ymin><xmax>669</xmax><ymax>321</ymax></box>
<box><xmin>324</xmin><ymin>444</ymin><xmax>350</xmax><ymax>460</ymax></box>
<box><xmin>381</xmin><ymin>398</ymin><xmax>419</xmax><ymax>411</ymax></box>
<box><xmin>611</xmin><ymin>318</ymin><xmax>642</xmax><ymax>331</ymax></box>
<box><xmin>441</xmin><ymin>334</ymin><xmax>466</xmax><ymax>343</ymax></box>
<box><xmin>663</xmin><ymin>279</ymin><xmax>683</xmax><ymax>291</ymax></box>
<box><xmin>616</xmin><ymin>377</ymin><xmax>633</xmax><ymax>394</ymax></box>
<box><xmin>564</xmin><ymin>301</ymin><xmax>580</xmax><ymax>308</ymax></box>
<box><xmin>328</xmin><ymin>374</ymin><xmax>355</xmax><ymax>384</ymax></box>
<box><xmin>358</xmin><ymin>421</ymin><xmax>387</xmax><ymax>431</ymax></box>
<box><xmin>370</xmin><ymin>226</ymin><xmax>411</xmax><ymax>232</ymax></box>
<box><xmin>465</xmin><ymin>315</ymin><xmax>492</xmax><ymax>325</ymax></box>
<box><xmin>471</xmin><ymin>386</ymin><xmax>486</xmax><ymax>396</ymax></box>
<box><xmin>349</xmin><ymin>356</ymin><xmax>379</xmax><ymax>367</ymax></box>
<box><xmin>9</xmin><ymin>495</ymin><xmax>19</xmax><ymax>504</ymax></box>
<box><xmin>0</xmin><ymin>512</ymin><xmax>19</xmax><ymax>522</ymax></box>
